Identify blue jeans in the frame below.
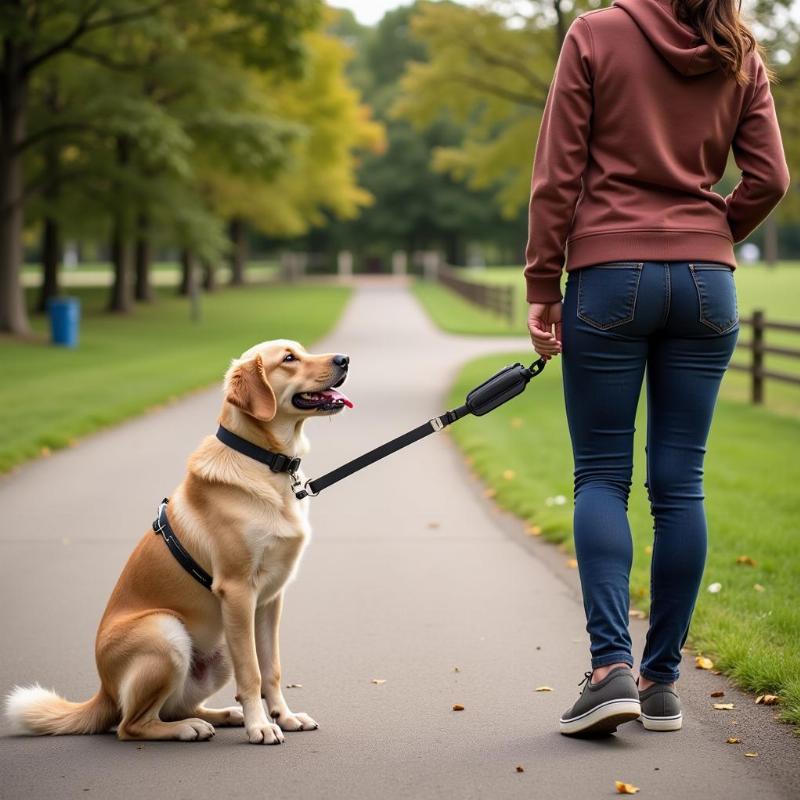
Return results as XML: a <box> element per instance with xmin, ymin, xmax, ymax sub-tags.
<box><xmin>561</xmin><ymin>261</ymin><xmax>739</xmax><ymax>683</ymax></box>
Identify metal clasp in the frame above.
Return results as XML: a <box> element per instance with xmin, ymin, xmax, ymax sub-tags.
<box><xmin>430</xmin><ymin>417</ymin><xmax>444</xmax><ymax>432</ymax></box>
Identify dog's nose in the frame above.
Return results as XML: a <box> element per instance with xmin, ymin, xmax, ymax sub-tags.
<box><xmin>332</xmin><ymin>354</ymin><xmax>349</xmax><ymax>369</ymax></box>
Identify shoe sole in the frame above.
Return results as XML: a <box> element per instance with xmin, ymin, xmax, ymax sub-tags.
<box><xmin>560</xmin><ymin>699</ymin><xmax>642</xmax><ymax>736</ymax></box>
<box><xmin>639</xmin><ymin>712</ymin><xmax>683</xmax><ymax>731</ymax></box>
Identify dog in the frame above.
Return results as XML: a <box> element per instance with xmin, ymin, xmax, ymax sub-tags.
<box><xmin>5</xmin><ymin>340</ymin><xmax>352</xmax><ymax>744</ymax></box>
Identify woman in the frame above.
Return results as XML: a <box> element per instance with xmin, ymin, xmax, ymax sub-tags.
<box><xmin>524</xmin><ymin>0</ymin><xmax>789</xmax><ymax>736</ymax></box>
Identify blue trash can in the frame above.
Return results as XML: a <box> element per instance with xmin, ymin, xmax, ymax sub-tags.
<box><xmin>48</xmin><ymin>297</ymin><xmax>81</xmax><ymax>348</ymax></box>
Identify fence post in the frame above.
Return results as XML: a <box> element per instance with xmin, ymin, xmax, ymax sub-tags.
<box><xmin>752</xmin><ymin>309</ymin><xmax>764</xmax><ymax>404</ymax></box>
<box><xmin>392</xmin><ymin>250</ymin><xmax>407</xmax><ymax>276</ymax></box>
<box><xmin>337</xmin><ymin>250</ymin><xmax>353</xmax><ymax>280</ymax></box>
<box><xmin>423</xmin><ymin>251</ymin><xmax>440</xmax><ymax>281</ymax></box>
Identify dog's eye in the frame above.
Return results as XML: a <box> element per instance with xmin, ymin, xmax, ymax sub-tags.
<box><xmin>283</xmin><ymin>353</ymin><xmax>296</xmax><ymax>363</ymax></box>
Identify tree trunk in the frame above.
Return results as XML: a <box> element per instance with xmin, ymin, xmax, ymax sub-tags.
<box><xmin>134</xmin><ymin>211</ymin><xmax>153</xmax><ymax>302</ymax></box>
<box><xmin>202</xmin><ymin>259</ymin><xmax>217</xmax><ymax>292</ymax></box>
<box><xmin>763</xmin><ymin>215</ymin><xmax>779</xmax><ymax>267</ymax></box>
<box><xmin>229</xmin><ymin>217</ymin><xmax>247</xmax><ymax>285</ymax></box>
<box><xmin>108</xmin><ymin>137</ymin><xmax>133</xmax><ymax>312</ymax></box>
<box><xmin>0</xmin><ymin>42</ymin><xmax>31</xmax><ymax>335</ymax></box>
<box><xmin>178</xmin><ymin>248</ymin><xmax>191</xmax><ymax>296</ymax></box>
<box><xmin>37</xmin><ymin>216</ymin><xmax>61</xmax><ymax>312</ymax></box>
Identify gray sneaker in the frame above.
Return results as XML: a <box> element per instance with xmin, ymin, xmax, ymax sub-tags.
<box><xmin>559</xmin><ymin>667</ymin><xmax>641</xmax><ymax>736</ymax></box>
<box><xmin>638</xmin><ymin>682</ymin><xmax>682</xmax><ymax>731</ymax></box>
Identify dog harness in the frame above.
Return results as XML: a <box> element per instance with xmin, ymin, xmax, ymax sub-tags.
<box><xmin>153</xmin><ymin>358</ymin><xmax>547</xmax><ymax>589</ymax></box>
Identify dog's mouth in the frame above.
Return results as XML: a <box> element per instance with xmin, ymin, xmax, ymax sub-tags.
<box><xmin>292</xmin><ymin>386</ymin><xmax>354</xmax><ymax>413</ymax></box>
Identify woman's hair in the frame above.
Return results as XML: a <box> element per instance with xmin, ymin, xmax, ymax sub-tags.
<box><xmin>671</xmin><ymin>0</ymin><xmax>769</xmax><ymax>84</ymax></box>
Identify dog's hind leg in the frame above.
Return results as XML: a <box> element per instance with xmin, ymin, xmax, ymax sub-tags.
<box><xmin>113</xmin><ymin>614</ymin><xmax>215</xmax><ymax>742</ymax></box>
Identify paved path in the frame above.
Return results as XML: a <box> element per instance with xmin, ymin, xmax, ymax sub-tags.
<box><xmin>1</xmin><ymin>282</ymin><xmax>797</xmax><ymax>799</ymax></box>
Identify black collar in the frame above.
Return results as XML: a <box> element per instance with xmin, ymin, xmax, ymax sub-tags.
<box><xmin>216</xmin><ymin>425</ymin><xmax>301</xmax><ymax>475</ymax></box>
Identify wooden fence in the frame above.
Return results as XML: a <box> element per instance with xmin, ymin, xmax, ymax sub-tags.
<box><xmin>437</xmin><ymin>266</ymin><xmax>516</xmax><ymax>325</ymax></box>
<box><xmin>731</xmin><ymin>311</ymin><xmax>800</xmax><ymax>404</ymax></box>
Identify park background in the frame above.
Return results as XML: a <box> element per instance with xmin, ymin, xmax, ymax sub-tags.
<box><xmin>1</xmin><ymin>0</ymin><xmax>799</xmax><ymax>747</ymax></box>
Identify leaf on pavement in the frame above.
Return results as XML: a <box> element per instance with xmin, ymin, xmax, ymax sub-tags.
<box><xmin>710</xmin><ymin>691</ymin><xmax>725</xmax><ymax>698</ymax></box>
<box><xmin>452</xmin><ymin>704</ymin><xmax>465</xmax><ymax>711</ymax></box>
<box><xmin>726</xmin><ymin>737</ymin><xmax>740</xmax><ymax>744</ymax></box>
<box><xmin>713</xmin><ymin>703</ymin><xmax>735</xmax><ymax>710</ymax></box>
<box><xmin>526</xmin><ymin>524</ymin><xmax>542</xmax><ymax>536</ymax></box>
<box><xmin>535</xmin><ymin>686</ymin><xmax>554</xmax><ymax>692</ymax></box>
<box><xmin>755</xmin><ymin>694</ymin><xmax>779</xmax><ymax>705</ymax></box>
<box><xmin>695</xmin><ymin>656</ymin><xmax>714</xmax><ymax>670</ymax></box>
<box><xmin>453</xmin><ymin>666</ymin><xmax>460</xmax><ymax>673</ymax></box>
<box><xmin>515</xmin><ymin>765</ymin><xmax>525</xmax><ymax>773</ymax></box>
<box><xmin>286</xmin><ymin>684</ymin><xmax>303</xmax><ymax>689</ymax></box>
<box><xmin>744</xmin><ymin>753</ymin><xmax>758</xmax><ymax>758</ymax></box>
<box><xmin>615</xmin><ymin>781</ymin><xmax>640</xmax><ymax>794</ymax></box>
<box><xmin>371</xmin><ymin>679</ymin><xmax>386</xmax><ymax>685</ymax></box>
<box><xmin>736</xmin><ymin>555</ymin><xmax>757</xmax><ymax>566</ymax></box>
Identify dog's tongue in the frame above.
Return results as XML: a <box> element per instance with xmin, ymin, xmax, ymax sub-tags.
<box><xmin>322</xmin><ymin>388</ymin><xmax>354</xmax><ymax>408</ymax></box>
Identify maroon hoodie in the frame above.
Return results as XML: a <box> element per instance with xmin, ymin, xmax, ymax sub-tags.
<box><xmin>524</xmin><ymin>0</ymin><xmax>790</xmax><ymax>304</ymax></box>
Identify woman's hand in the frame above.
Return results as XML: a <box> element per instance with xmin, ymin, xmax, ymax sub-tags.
<box><xmin>528</xmin><ymin>302</ymin><xmax>563</xmax><ymax>360</ymax></box>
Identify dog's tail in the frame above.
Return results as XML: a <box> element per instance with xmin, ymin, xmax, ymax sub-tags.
<box><xmin>4</xmin><ymin>684</ymin><xmax>117</xmax><ymax>736</ymax></box>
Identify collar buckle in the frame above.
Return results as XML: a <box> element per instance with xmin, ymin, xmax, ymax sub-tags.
<box><xmin>269</xmin><ymin>453</ymin><xmax>302</xmax><ymax>474</ymax></box>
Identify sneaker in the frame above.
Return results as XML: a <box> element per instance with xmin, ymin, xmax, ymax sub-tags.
<box><xmin>559</xmin><ymin>667</ymin><xmax>641</xmax><ymax>736</ymax></box>
<box><xmin>638</xmin><ymin>682</ymin><xmax>682</xmax><ymax>731</ymax></box>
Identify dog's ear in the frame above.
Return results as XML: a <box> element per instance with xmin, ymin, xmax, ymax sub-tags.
<box><xmin>225</xmin><ymin>354</ymin><xmax>277</xmax><ymax>422</ymax></box>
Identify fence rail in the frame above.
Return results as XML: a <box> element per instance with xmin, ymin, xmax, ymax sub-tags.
<box><xmin>437</xmin><ymin>266</ymin><xmax>515</xmax><ymax>325</ymax></box>
<box><xmin>730</xmin><ymin>310</ymin><xmax>800</xmax><ymax>403</ymax></box>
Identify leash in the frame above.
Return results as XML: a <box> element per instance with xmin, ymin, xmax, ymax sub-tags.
<box><xmin>152</xmin><ymin>357</ymin><xmax>546</xmax><ymax>590</ymax></box>
<box><xmin>294</xmin><ymin>357</ymin><xmax>546</xmax><ymax>499</ymax></box>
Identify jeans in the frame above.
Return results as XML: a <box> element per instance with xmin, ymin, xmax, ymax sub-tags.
<box><xmin>561</xmin><ymin>261</ymin><xmax>739</xmax><ymax>683</ymax></box>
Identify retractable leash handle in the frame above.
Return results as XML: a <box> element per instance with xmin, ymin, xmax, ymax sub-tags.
<box><xmin>294</xmin><ymin>357</ymin><xmax>547</xmax><ymax>500</ymax></box>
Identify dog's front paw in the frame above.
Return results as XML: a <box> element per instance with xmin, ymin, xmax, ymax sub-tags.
<box><xmin>275</xmin><ymin>711</ymin><xmax>318</xmax><ymax>732</ymax></box>
<box><xmin>247</xmin><ymin>721</ymin><xmax>284</xmax><ymax>745</ymax></box>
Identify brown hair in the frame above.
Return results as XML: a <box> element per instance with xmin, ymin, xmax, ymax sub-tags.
<box><xmin>671</xmin><ymin>0</ymin><xmax>769</xmax><ymax>84</ymax></box>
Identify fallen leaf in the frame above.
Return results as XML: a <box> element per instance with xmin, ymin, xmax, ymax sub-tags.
<box><xmin>510</xmin><ymin>418</ymin><xmax>524</xmax><ymax>429</ymax></box>
<box><xmin>526</xmin><ymin>524</ymin><xmax>542</xmax><ymax>536</ymax></box>
<box><xmin>756</xmin><ymin>694</ymin><xmax>779</xmax><ymax>705</ymax></box>
<box><xmin>713</xmin><ymin>703</ymin><xmax>735</xmax><ymax>710</ymax></box>
<box><xmin>534</xmin><ymin>686</ymin><xmax>554</xmax><ymax>692</ymax></box>
<box><xmin>736</xmin><ymin>555</ymin><xmax>757</xmax><ymax>567</ymax></box>
<box><xmin>695</xmin><ymin>656</ymin><xmax>714</xmax><ymax>670</ymax></box>
<box><xmin>452</xmin><ymin>704</ymin><xmax>465</xmax><ymax>711</ymax></box>
<box><xmin>629</xmin><ymin>609</ymin><xmax>647</xmax><ymax>619</ymax></box>
<box><xmin>744</xmin><ymin>753</ymin><xmax>758</xmax><ymax>758</ymax></box>
<box><xmin>753</xmin><ymin>583</ymin><xmax>766</xmax><ymax>592</ymax></box>
<box><xmin>615</xmin><ymin>781</ymin><xmax>640</xmax><ymax>795</ymax></box>
<box><xmin>644</xmin><ymin>545</ymin><xmax>653</xmax><ymax>555</ymax></box>
<box><xmin>515</xmin><ymin>765</ymin><xmax>525</xmax><ymax>773</ymax></box>
<box><xmin>710</xmin><ymin>691</ymin><xmax>725</xmax><ymax>698</ymax></box>
<box><xmin>566</xmin><ymin>558</ymin><xmax>578</xmax><ymax>569</ymax></box>
<box><xmin>371</xmin><ymin>679</ymin><xmax>386</xmax><ymax>685</ymax></box>
<box><xmin>726</xmin><ymin>737</ymin><xmax>740</xmax><ymax>744</ymax></box>
<box><xmin>708</xmin><ymin>582</ymin><xmax>722</xmax><ymax>594</ymax></box>
<box><xmin>453</xmin><ymin>666</ymin><xmax>460</xmax><ymax>673</ymax></box>
<box><xmin>502</xmin><ymin>469</ymin><xmax>516</xmax><ymax>481</ymax></box>
<box><xmin>285</xmin><ymin>684</ymin><xmax>303</xmax><ymax>689</ymax></box>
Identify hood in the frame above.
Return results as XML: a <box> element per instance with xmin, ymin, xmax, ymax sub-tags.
<box><xmin>613</xmin><ymin>0</ymin><xmax>719</xmax><ymax>76</ymax></box>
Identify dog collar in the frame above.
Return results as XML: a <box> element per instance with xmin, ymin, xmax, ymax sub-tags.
<box><xmin>215</xmin><ymin>425</ymin><xmax>301</xmax><ymax>475</ymax></box>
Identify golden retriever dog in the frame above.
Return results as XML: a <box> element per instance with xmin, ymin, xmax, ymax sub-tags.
<box><xmin>5</xmin><ymin>340</ymin><xmax>352</xmax><ymax>744</ymax></box>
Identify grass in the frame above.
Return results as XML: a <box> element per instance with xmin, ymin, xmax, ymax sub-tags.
<box><xmin>415</xmin><ymin>263</ymin><xmax>800</xmax><ymax>417</ymax></box>
<box><xmin>0</xmin><ymin>283</ymin><xmax>351</xmax><ymax>473</ymax></box>
<box><xmin>447</xmin><ymin>352</ymin><xmax>800</xmax><ymax>728</ymax></box>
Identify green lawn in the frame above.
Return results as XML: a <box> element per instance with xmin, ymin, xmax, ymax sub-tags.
<box><xmin>0</xmin><ymin>284</ymin><xmax>351</xmax><ymax>473</ymax></box>
<box><xmin>447</xmin><ymin>352</ymin><xmax>800</xmax><ymax>728</ymax></box>
<box><xmin>415</xmin><ymin>263</ymin><xmax>800</xmax><ymax>417</ymax></box>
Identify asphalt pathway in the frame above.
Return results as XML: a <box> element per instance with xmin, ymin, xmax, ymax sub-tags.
<box><xmin>1</xmin><ymin>280</ymin><xmax>797</xmax><ymax>799</ymax></box>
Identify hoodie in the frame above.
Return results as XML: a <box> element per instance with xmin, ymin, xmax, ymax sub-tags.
<box><xmin>524</xmin><ymin>0</ymin><xmax>790</xmax><ymax>304</ymax></box>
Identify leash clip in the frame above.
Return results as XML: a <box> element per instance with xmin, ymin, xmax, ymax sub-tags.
<box><xmin>430</xmin><ymin>417</ymin><xmax>444</xmax><ymax>432</ymax></box>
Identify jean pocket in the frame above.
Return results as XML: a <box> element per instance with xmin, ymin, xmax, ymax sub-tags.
<box><xmin>577</xmin><ymin>262</ymin><xmax>644</xmax><ymax>330</ymax></box>
<box><xmin>689</xmin><ymin>263</ymin><xmax>739</xmax><ymax>333</ymax></box>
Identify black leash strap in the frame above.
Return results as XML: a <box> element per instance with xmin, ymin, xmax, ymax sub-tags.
<box><xmin>153</xmin><ymin>499</ymin><xmax>214</xmax><ymax>590</ymax></box>
<box><xmin>295</xmin><ymin>357</ymin><xmax>546</xmax><ymax>500</ymax></box>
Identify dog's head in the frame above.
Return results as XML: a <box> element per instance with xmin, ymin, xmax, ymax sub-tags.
<box><xmin>223</xmin><ymin>340</ymin><xmax>352</xmax><ymax>423</ymax></box>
